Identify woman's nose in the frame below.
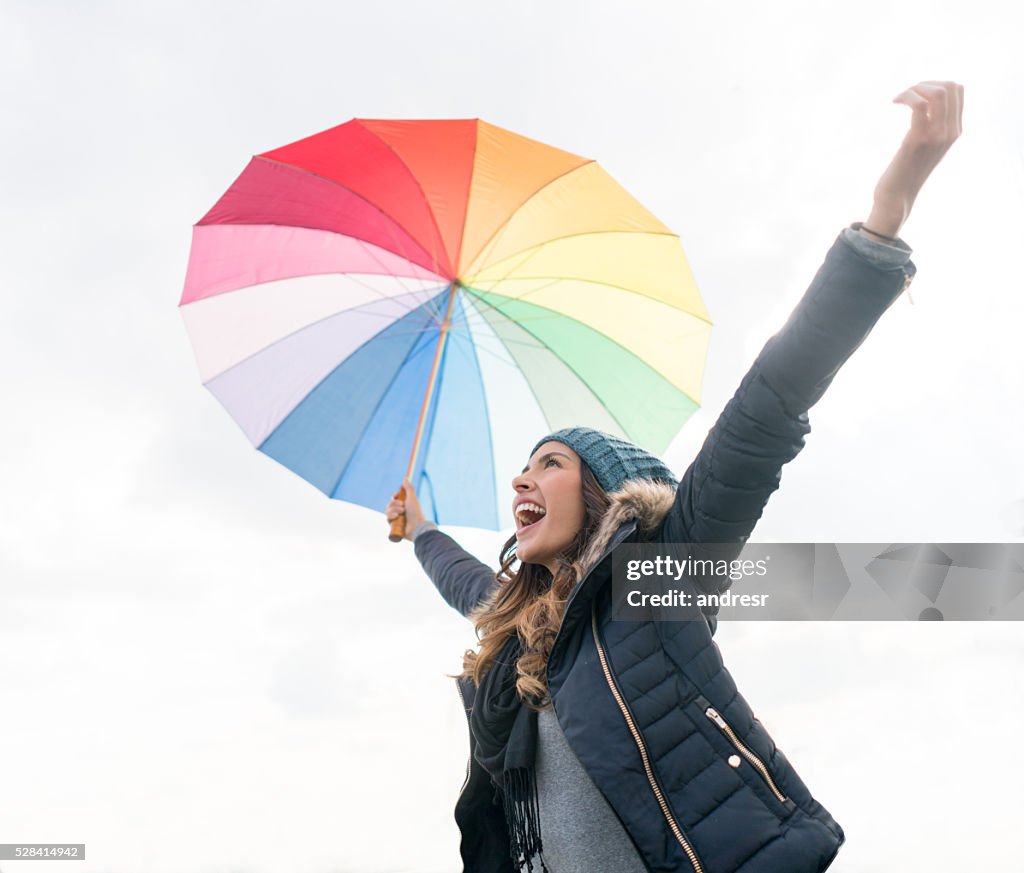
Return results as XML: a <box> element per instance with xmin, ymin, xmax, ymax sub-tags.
<box><xmin>512</xmin><ymin>472</ymin><xmax>533</xmax><ymax>492</ymax></box>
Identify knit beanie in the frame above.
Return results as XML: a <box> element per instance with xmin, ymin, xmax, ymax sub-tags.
<box><xmin>530</xmin><ymin>427</ymin><xmax>678</xmax><ymax>493</ymax></box>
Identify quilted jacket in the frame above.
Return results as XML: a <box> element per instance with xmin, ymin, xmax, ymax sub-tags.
<box><xmin>414</xmin><ymin>229</ymin><xmax>916</xmax><ymax>872</ymax></box>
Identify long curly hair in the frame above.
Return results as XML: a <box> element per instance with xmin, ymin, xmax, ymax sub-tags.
<box><xmin>461</xmin><ymin>461</ymin><xmax>611</xmax><ymax>709</ymax></box>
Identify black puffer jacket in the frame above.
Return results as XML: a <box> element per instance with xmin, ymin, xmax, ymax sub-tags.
<box><xmin>415</xmin><ymin>230</ymin><xmax>916</xmax><ymax>872</ymax></box>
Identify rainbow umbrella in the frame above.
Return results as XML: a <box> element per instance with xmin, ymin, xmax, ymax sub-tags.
<box><xmin>180</xmin><ymin>119</ymin><xmax>711</xmax><ymax>531</ymax></box>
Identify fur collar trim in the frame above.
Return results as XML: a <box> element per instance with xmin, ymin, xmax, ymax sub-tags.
<box><xmin>576</xmin><ymin>479</ymin><xmax>677</xmax><ymax>581</ymax></box>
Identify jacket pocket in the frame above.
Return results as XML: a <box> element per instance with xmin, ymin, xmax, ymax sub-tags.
<box><xmin>693</xmin><ymin>693</ymin><xmax>794</xmax><ymax>809</ymax></box>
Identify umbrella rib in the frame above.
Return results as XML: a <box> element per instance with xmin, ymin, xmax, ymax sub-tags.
<box><xmin>450</xmin><ymin>325</ymin><xmax>548</xmax><ymax>357</ymax></box>
<box><xmin>326</xmin><ymin>278</ymin><xmax>441</xmax><ymax>325</ymax></box>
<box><xmin>326</xmin><ymin>318</ymin><xmax>437</xmax><ymax>500</ymax></box>
<box><xmin>464</xmin><ymin>226</ymin><xmax>711</xmax><ymax>327</ymax></box>
<box><xmin>407</xmin><ymin>294</ymin><xmax>567</xmax><ymax>356</ymax></box>
<box><xmin>452</xmin><ymin>120</ymin><xmax>480</xmax><ymax>273</ymax></box>
<box><xmin>468</xmin><ymin>272</ymin><xmax>714</xmax><ymax>328</ymax></box>
<box><xmin>186</xmin><ymin>222</ymin><xmax>448</xmax><ymax>317</ymax></box>
<box><xmin>460</xmin><ymin>292</ymin><xmax>638</xmax><ymax>439</ymax></box>
<box><xmin>356</xmin><ymin>120</ymin><xmax>452</xmax><ymax>280</ymax></box>
<box><xmin>200</xmin><ymin>288</ymin><xmax>448</xmax><ymax>386</ymax></box>
<box><xmin>460</xmin><ymin>159</ymin><xmax>595</xmax><ymax>275</ymax></box>
<box><xmin>351</xmin><ymin>235</ymin><xmax>445</xmax><ymax>315</ymax></box>
<box><xmin>441</xmin><ymin>295</ymin><xmax>499</xmax><ymax>524</ymax></box>
<box><xmin>184</xmin><ymin>267</ymin><xmax>445</xmax><ymax>323</ymax></box>
<box><xmin>466</xmin><ymin>228</ymin><xmax>679</xmax><ymax>286</ymax></box>
<box><xmin>254</xmin><ymin>156</ymin><xmax>453</xmax><ymax>283</ymax></box>
<box><xmin>451</xmin><ymin>287</ymin><xmax>703</xmax><ymax>356</ymax></box>
<box><xmin>466</xmin><ymin>238</ymin><xmax>564</xmax><ymax>306</ymax></box>
<box><xmin>460</xmin><ymin>294</ymin><xmax>554</xmax><ymax>437</ymax></box>
<box><xmin>436</xmin><ymin>308</ymin><xmax>557</xmax><ymax>384</ymax></box>
<box><xmin>465</xmin><ymin>286</ymin><xmax>702</xmax><ymax>411</ymax></box>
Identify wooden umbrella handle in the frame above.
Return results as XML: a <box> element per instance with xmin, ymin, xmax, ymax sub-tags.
<box><xmin>388</xmin><ymin>484</ymin><xmax>407</xmax><ymax>543</ymax></box>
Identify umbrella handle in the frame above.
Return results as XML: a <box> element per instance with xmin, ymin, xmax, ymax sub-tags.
<box><xmin>388</xmin><ymin>484</ymin><xmax>407</xmax><ymax>543</ymax></box>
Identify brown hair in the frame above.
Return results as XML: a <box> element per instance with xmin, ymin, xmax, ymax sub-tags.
<box><xmin>461</xmin><ymin>461</ymin><xmax>611</xmax><ymax>709</ymax></box>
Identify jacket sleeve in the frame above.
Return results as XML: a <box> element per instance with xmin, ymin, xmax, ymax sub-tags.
<box><xmin>660</xmin><ymin>228</ymin><xmax>916</xmax><ymax>560</ymax></box>
<box><xmin>413</xmin><ymin>528</ymin><xmax>498</xmax><ymax>618</ymax></box>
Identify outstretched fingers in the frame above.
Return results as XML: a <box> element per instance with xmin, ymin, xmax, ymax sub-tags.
<box><xmin>864</xmin><ymin>79</ymin><xmax>964</xmax><ymax>238</ymax></box>
<box><xmin>893</xmin><ymin>81</ymin><xmax>963</xmax><ymax>149</ymax></box>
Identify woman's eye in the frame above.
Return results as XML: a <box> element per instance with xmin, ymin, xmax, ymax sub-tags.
<box><xmin>545</xmin><ymin>458</ymin><xmax>560</xmax><ymax>468</ymax></box>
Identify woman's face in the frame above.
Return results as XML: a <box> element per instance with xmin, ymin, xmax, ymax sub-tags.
<box><xmin>511</xmin><ymin>441</ymin><xmax>586</xmax><ymax>574</ymax></box>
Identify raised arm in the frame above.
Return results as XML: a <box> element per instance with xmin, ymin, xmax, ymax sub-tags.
<box><xmin>661</xmin><ymin>81</ymin><xmax>963</xmax><ymax>553</ymax></box>
<box><xmin>386</xmin><ymin>478</ymin><xmax>497</xmax><ymax>617</ymax></box>
<box><xmin>661</xmin><ymin>230</ymin><xmax>912</xmax><ymax>551</ymax></box>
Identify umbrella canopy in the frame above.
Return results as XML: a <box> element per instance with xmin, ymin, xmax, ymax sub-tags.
<box><xmin>180</xmin><ymin>119</ymin><xmax>711</xmax><ymax>530</ymax></box>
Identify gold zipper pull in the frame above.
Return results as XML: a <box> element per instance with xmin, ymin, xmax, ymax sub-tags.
<box><xmin>900</xmin><ymin>271</ymin><xmax>915</xmax><ymax>305</ymax></box>
<box><xmin>705</xmin><ymin>706</ymin><xmax>727</xmax><ymax>729</ymax></box>
<box><xmin>703</xmin><ymin>704</ymin><xmax>790</xmax><ymax>804</ymax></box>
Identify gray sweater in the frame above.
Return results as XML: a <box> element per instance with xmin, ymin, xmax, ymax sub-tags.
<box><xmin>527</xmin><ymin>707</ymin><xmax>648</xmax><ymax>872</ymax></box>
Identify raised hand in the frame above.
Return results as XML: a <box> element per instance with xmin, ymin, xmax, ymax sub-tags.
<box><xmin>864</xmin><ymin>81</ymin><xmax>964</xmax><ymax>240</ymax></box>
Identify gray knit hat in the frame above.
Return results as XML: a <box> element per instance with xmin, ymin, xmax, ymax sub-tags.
<box><xmin>530</xmin><ymin>427</ymin><xmax>678</xmax><ymax>493</ymax></box>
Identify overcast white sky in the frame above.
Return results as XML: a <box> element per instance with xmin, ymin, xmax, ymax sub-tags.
<box><xmin>2</xmin><ymin>1</ymin><xmax>1023</xmax><ymax>871</ymax></box>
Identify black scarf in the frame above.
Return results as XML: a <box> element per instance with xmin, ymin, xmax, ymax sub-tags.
<box><xmin>470</xmin><ymin>633</ymin><xmax>550</xmax><ymax>873</ymax></box>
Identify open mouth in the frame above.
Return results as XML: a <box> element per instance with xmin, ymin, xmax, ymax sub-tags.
<box><xmin>515</xmin><ymin>503</ymin><xmax>547</xmax><ymax>531</ymax></box>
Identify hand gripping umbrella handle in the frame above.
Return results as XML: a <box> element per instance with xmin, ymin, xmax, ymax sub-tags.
<box><xmin>388</xmin><ymin>484</ymin><xmax>407</xmax><ymax>543</ymax></box>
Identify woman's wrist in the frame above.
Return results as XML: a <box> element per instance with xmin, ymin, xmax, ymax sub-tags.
<box><xmin>863</xmin><ymin>203</ymin><xmax>908</xmax><ymax>240</ymax></box>
<box><xmin>411</xmin><ymin>519</ymin><xmax>438</xmax><ymax>541</ymax></box>
<box><xmin>844</xmin><ymin>224</ymin><xmax>912</xmax><ymax>270</ymax></box>
<box><xmin>855</xmin><ymin>221</ymin><xmax>901</xmax><ymax>245</ymax></box>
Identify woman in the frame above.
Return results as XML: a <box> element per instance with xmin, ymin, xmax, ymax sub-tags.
<box><xmin>386</xmin><ymin>81</ymin><xmax>963</xmax><ymax>873</ymax></box>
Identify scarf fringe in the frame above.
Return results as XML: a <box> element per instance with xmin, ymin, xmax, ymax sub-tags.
<box><xmin>502</xmin><ymin>767</ymin><xmax>549</xmax><ymax>873</ymax></box>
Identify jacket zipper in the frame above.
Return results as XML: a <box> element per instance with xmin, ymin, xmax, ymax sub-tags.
<box><xmin>455</xmin><ymin>681</ymin><xmax>472</xmax><ymax>801</ymax></box>
<box><xmin>702</xmin><ymin>703</ymin><xmax>788</xmax><ymax>803</ymax></box>
<box><xmin>900</xmin><ymin>270</ymin><xmax>915</xmax><ymax>305</ymax></box>
<box><xmin>590</xmin><ymin>603</ymin><xmax>704</xmax><ymax>873</ymax></box>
